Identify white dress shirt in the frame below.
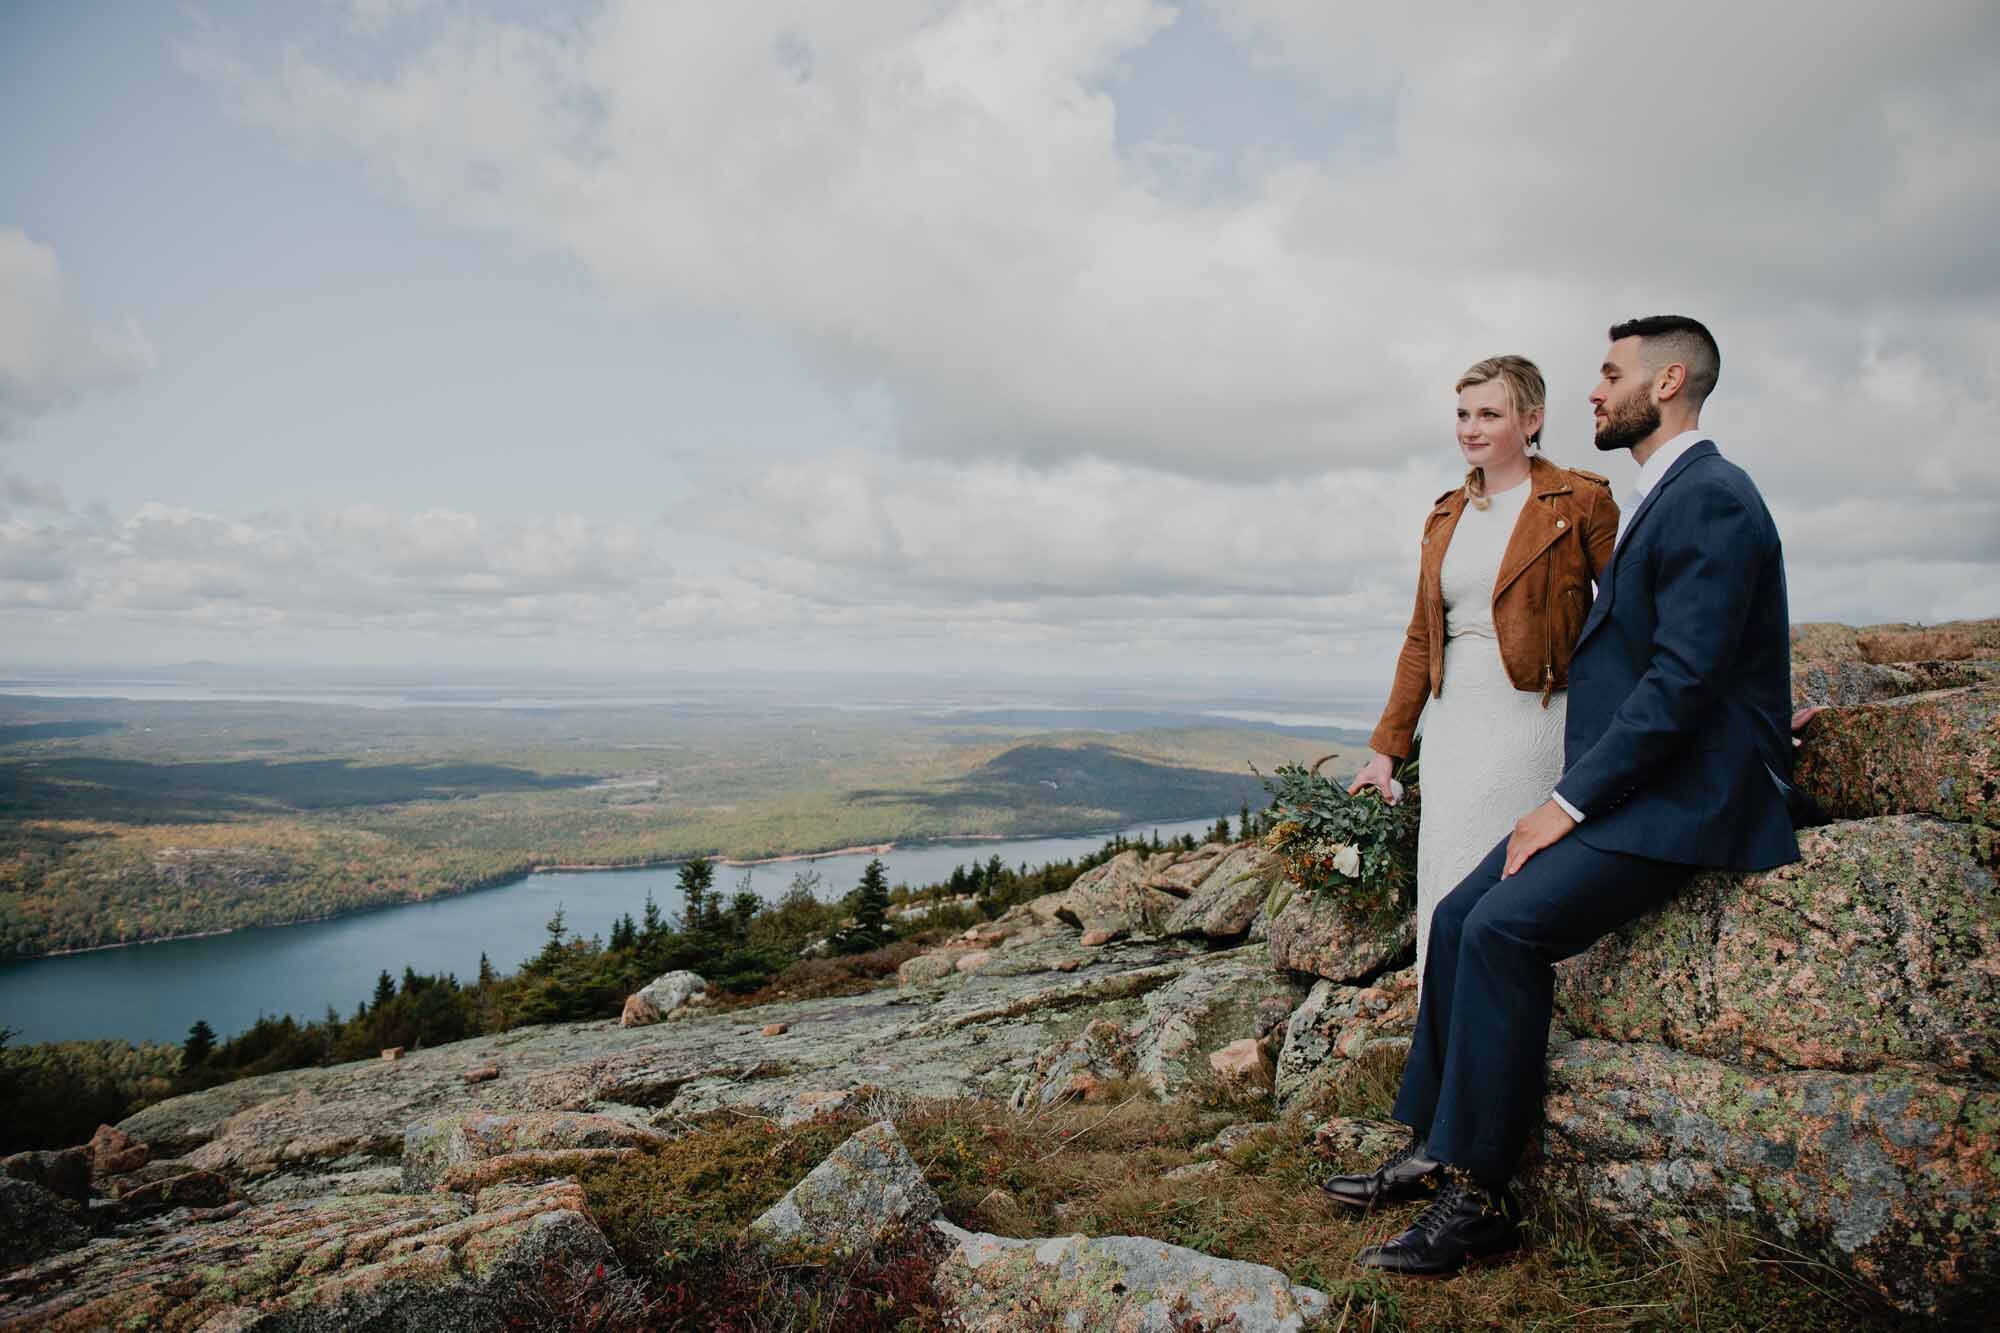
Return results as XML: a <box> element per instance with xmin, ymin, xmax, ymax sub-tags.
<box><xmin>1550</xmin><ymin>430</ymin><xmax>1712</xmax><ymax>825</ymax></box>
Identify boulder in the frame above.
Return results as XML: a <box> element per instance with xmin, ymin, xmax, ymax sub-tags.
<box><xmin>1795</xmin><ymin>684</ymin><xmax>1998</xmax><ymax>829</ymax></box>
<box><xmin>89</xmin><ymin>1123</ymin><xmax>149</xmax><ymax>1177</ymax></box>
<box><xmin>954</xmin><ymin>951</ymin><xmax>993</xmax><ymax>975</ymax></box>
<box><xmin>1203</xmin><ymin>1121</ymin><xmax>1279</xmax><ymax>1158</ymax></box>
<box><xmin>1557</xmin><ymin>816</ymin><xmax>1998</xmax><ymax>1076</ymax></box>
<box><xmin>462</xmin><ymin>1064</ymin><xmax>500</xmax><ymax>1085</ymax></box>
<box><xmin>1264</xmin><ymin>887</ymin><xmax>1414</xmax><ymax>983</ymax></box>
<box><xmin>1540</xmin><ymin>1038</ymin><xmax>1996</xmax><ymax>1321</ymax></box>
<box><xmin>1078</xmin><ymin>929</ymin><xmax>1119</xmax><ymax>948</ymax></box>
<box><xmin>0</xmin><ymin>1147</ymin><xmax>91</xmax><ymax>1204</ymax></box>
<box><xmin>0</xmin><ymin>1177</ymin><xmax>91</xmax><ymax>1273</ymax></box>
<box><xmin>1274</xmin><ymin>969</ymin><xmax>1419</xmax><ymax>1110</ymax></box>
<box><xmin>748</xmin><ymin>1121</ymin><xmax>940</xmax><ymax>1254</ymax></box>
<box><xmin>1161</xmin><ymin>844</ymin><xmax>1274</xmax><ymax>941</ymax></box>
<box><xmin>623</xmin><ymin>969</ymin><xmax>708</xmax><ymax>1027</ymax></box>
<box><xmin>0</xmin><ymin>1178</ymin><xmax>620</xmax><ymax>1329</ymax></box>
<box><xmin>1857</xmin><ymin>628</ymin><xmax>1977</xmax><ymax>663</ymax></box>
<box><xmin>932</xmin><ymin>1222</ymin><xmax>1329</xmax><ymax>1332</ymax></box>
<box><xmin>401</xmin><ymin>1111</ymin><xmax>665</xmax><ymax>1193</ymax></box>
<box><xmin>1049</xmin><ymin>850</ymin><xmax>1183</xmax><ymax>937</ymax></box>
<box><xmin>1128</xmin><ymin>945</ymin><xmax>1303</xmax><ymax>1098</ymax></box>
<box><xmin>1791</xmin><ymin>621</ymin><xmax>1863</xmax><ymax>662</ymax></box>
<box><xmin>898</xmin><ymin>952</ymin><xmax>960</xmax><ymax>986</ymax></box>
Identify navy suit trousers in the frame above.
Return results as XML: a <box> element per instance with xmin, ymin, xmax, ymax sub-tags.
<box><xmin>1391</xmin><ymin>834</ymin><xmax>1689</xmax><ymax>1182</ymax></box>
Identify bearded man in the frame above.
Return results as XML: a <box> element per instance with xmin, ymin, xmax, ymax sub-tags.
<box><xmin>1322</xmin><ymin>315</ymin><xmax>1801</xmax><ymax>1275</ymax></box>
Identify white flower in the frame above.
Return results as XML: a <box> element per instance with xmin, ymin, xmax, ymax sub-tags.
<box><xmin>1332</xmin><ymin>844</ymin><xmax>1361</xmax><ymax>878</ymax></box>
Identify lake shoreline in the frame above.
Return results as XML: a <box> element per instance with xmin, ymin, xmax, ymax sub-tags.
<box><xmin>6</xmin><ymin>818</ymin><xmax>1203</xmax><ymax>964</ymax></box>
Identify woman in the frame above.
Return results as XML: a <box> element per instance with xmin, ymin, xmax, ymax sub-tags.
<box><xmin>1349</xmin><ymin>355</ymin><xmax>1618</xmax><ymax>984</ymax></box>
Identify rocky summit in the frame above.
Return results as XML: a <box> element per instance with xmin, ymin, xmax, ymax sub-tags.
<box><xmin>0</xmin><ymin>617</ymin><xmax>1993</xmax><ymax>1328</ymax></box>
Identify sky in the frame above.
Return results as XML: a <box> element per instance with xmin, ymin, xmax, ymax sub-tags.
<box><xmin>2</xmin><ymin>0</ymin><xmax>1997</xmax><ymax>687</ymax></box>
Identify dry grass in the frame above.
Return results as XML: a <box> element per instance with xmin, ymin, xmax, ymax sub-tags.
<box><xmin>574</xmin><ymin>1077</ymin><xmax>1925</xmax><ymax>1332</ymax></box>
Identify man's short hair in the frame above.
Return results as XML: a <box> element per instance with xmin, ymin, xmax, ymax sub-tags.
<box><xmin>1608</xmin><ymin>314</ymin><xmax>1720</xmax><ymax>406</ymax></box>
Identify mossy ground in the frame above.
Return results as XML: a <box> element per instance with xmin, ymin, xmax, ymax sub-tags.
<box><xmin>571</xmin><ymin>1047</ymin><xmax>1925</xmax><ymax>1331</ymax></box>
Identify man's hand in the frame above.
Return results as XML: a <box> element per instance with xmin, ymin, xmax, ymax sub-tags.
<box><xmin>1790</xmin><ymin>705</ymin><xmax>1825</xmax><ymax>748</ymax></box>
<box><xmin>1503</xmin><ymin>799</ymin><xmax>1577</xmax><ymax>879</ymax></box>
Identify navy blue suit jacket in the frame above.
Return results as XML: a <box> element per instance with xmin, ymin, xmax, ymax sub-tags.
<box><xmin>1554</xmin><ymin>441</ymin><xmax>1799</xmax><ymax>871</ymax></box>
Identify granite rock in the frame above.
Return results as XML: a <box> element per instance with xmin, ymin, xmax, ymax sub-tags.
<box><xmin>1264</xmin><ymin>888</ymin><xmax>1413</xmax><ymax>983</ymax></box>
<box><xmin>0</xmin><ymin>1178</ymin><xmax>618</xmax><ymax>1330</ymax></box>
<box><xmin>1795</xmin><ymin>684</ymin><xmax>1998</xmax><ymax>829</ymax></box>
<box><xmin>1539</xmin><ymin>1038</ymin><xmax>1996</xmax><ymax>1321</ymax></box>
<box><xmin>932</xmin><ymin>1222</ymin><xmax>1328</xmax><ymax>1332</ymax></box>
<box><xmin>0</xmin><ymin>1178</ymin><xmax>91</xmax><ymax>1275</ymax></box>
<box><xmin>749</xmin><ymin>1121</ymin><xmax>940</xmax><ymax>1254</ymax></box>
<box><xmin>1556</xmin><ymin>815</ymin><xmax>1998</xmax><ymax>1076</ymax></box>
<box><xmin>1161</xmin><ymin>844</ymin><xmax>1274</xmax><ymax>941</ymax></box>
<box><xmin>0</xmin><ymin>1148</ymin><xmax>91</xmax><ymax>1205</ymax></box>
<box><xmin>401</xmin><ymin>1112</ymin><xmax>665</xmax><ymax>1193</ymax></box>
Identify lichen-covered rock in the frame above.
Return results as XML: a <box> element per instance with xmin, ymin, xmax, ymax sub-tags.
<box><xmin>401</xmin><ymin>1111</ymin><xmax>664</xmax><ymax>1193</ymax></box>
<box><xmin>1128</xmin><ymin>944</ymin><xmax>1302</xmax><ymax>1098</ymax></box>
<box><xmin>0</xmin><ymin>1177</ymin><xmax>91</xmax><ymax>1274</ymax></box>
<box><xmin>110</xmin><ymin>1167</ymin><xmax>237</xmax><ymax>1220</ymax></box>
<box><xmin>0</xmin><ymin>1177</ymin><xmax>618</xmax><ymax>1330</ymax></box>
<box><xmin>932</xmin><ymin>1222</ymin><xmax>1329</xmax><ymax>1331</ymax></box>
<box><xmin>1048</xmin><ymin>850</ymin><xmax>1184</xmax><ymax>937</ymax></box>
<box><xmin>1795</xmin><ymin>684</ymin><xmax>1998</xmax><ymax>829</ymax></box>
<box><xmin>1556</xmin><ymin>815</ymin><xmax>1998</xmax><ymax>1076</ymax></box>
<box><xmin>1310</xmin><ymin>1116</ymin><xmax>1410</xmax><ymax>1167</ymax></box>
<box><xmin>1019</xmin><ymin>1019</ymin><xmax>1134</xmax><ymax>1109</ymax></box>
<box><xmin>1539</xmin><ymin>1038</ymin><xmax>1997</xmax><ymax>1320</ymax></box>
<box><xmin>1857</xmin><ymin>628</ymin><xmax>1977</xmax><ymax>663</ymax></box>
<box><xmin>748</xmin><ymin>1121</ymin><xmax>940</xmax><ymax>1254</ymax></box>
<box><xmin>0</xmin><ymin>1148</ymin><xmax>91</xmax><ymax>1205</ymax></box>
<box><xmin>1264</xmin><ymin>888</ymin><xmax>1413</xmax><ymax>982</ymax></box>
<box><xmin>623</xmin><ymin>969</ymin><xmax>707</xmax><ymax>1027</ymax></box>
<box><xmin>1789</xmin><ymin>658</ymin><xmax>1989</xmax><ymax>708</ymax></box>
<box><xmin>1162</xmin><ymin>845</ymin><xmax>1273</xmax><ymax>941</ymax></box>
<box><xmin>898</xmin><ymin>951</ymin><xmax>960</xmax><ymax>986</ymax></box>
<box><xmin>1274</xmin><ymin>968</ymin><xmax>1418</xmax><ymax>1110</ymax></box>
<box><xmin>1792</xmin><ymin>621</ymin><xmax>1863</xmax><ymax>662</ymax></box>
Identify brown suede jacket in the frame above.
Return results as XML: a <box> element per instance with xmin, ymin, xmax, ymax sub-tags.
<box><xmin>1367</xmin><ymin>455</ymin><xmax>1619</xmax><ymax>759</ymax></box>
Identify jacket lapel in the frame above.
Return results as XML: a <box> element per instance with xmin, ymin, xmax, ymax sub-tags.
<box><xmin>1491</xmin><ymin>460</ymin><xmax>1572</xmax><ymax>600</ymax></box>
<box><xmin>1576</xmin><ymin>440</ymin><xmax>1716</xmax><ymax>647</ymax></box>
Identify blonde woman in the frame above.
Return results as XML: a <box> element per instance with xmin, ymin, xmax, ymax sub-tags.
<box><xmin>1348</xmin><ymin>356</ymin><xmax>1618</xmax><ymax>984</ymax></box>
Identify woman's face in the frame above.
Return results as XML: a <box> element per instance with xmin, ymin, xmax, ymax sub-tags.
<box><xmin>1456</xmin><ymin>380</ymin><xmax>1541</xmax><ymax>471</ymax></box>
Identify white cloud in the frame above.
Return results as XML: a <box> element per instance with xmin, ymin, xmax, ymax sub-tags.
<box><xmin>42</xmin><ymin>0</ymin><xmax>1988</xmax><ymax>667</ymax></box>
<box><xmin>0</xmin><ymin>231</ymin><xmax>157</xmax><ymax>434</ymax></box>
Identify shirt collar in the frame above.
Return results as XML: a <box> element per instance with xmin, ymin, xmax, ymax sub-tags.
<box><xmin>1630</xmin><ymin>429</ymin><xmax>1708</xmax><ymax>500</ymax></box>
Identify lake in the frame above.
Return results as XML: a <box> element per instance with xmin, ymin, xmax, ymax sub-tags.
<box><xmin>0</xmin><ymin>815</ymin><xmax>1224</xmax><ymax>1047</ymax></box>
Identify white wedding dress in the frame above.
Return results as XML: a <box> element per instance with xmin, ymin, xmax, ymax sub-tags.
<box><xmin>1413</xmin><ymin>480</ymin><xmax>1568</xmax><ymax>985</ymax></box>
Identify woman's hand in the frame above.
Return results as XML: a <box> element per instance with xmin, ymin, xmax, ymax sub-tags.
<box><xmin>1347</xmin><ymin>753</ymin><xmax>1399</xmax><ymax>804</ymax></box>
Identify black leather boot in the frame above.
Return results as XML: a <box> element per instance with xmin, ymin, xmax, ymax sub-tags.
<box><xmin>1353</xmin><ymin>1166</ymin><xmax>1521</xmax><ymax>1277</ymax></box>
<box><xmin>1318</xmin><ymin>1134</ymin><xmax>1441</xmax><ymax>1211</ymax></box>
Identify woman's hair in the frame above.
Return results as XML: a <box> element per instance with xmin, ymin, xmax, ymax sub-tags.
<box><xmin>1456</xmin><ymin>354</ymin><xmax>1546</xmax><ymax>510</ymax></box>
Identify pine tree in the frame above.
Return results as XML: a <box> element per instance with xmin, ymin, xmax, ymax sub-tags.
<box><xmin>1239</xmin><ymin>804</ymin><xmax>1251</xmax><ymax>841</ymax></box>
<box><xmin>183</xmin><ymin>1019</ymin><xmax>216</xmax><ymax>1067</ymax></box>
<box><xmin>641</xmin><ymin>892</ymin><xmax>664</xmax><ymax>941</ymax></box>
<box><xmin>371</xmin><ymin>970</ymin><xmax>396</xmax><ymax>1012</ymax></box>
<box><xmin>677</xmin><ymin>858</ymin><xmax>715</xmax><ymax>934</ymax></box>
<box><xmin>843</xmin><ymin>858</ymin><xmax>892</xmax><ymax>953</ymax></box>
<box><xmin>477</xmin><ymin>952</ymin><xmax>496</xmax><ymax>986</ymax></box>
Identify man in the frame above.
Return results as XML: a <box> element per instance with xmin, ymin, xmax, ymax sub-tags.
<box><xmin>1321</xmin><ymin>315</ymin><xmax>1799</xmax><ymax>1276</ymax></box>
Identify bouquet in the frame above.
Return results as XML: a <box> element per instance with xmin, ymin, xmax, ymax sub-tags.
<box><xmin>1259</xmin><ymin>746</ymin><xmax>1420</xmax><ymax>921</ymax></box>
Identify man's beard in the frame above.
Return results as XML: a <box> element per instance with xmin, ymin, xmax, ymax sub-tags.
<box><xmin>1594</xmin><ymin>394</ymin><xmax>1660</xmax><ymax>452</ymax></box>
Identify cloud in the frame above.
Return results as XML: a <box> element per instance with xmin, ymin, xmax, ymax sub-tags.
<box><xmin>57</xmin><ymin>0</ymin><xmax>1991</xmax><ymax>668</ymax></box>
<box><xmin>0</xmin><ymin>469</ymin><xmax>67</xmax><ymax>512</ymax></box>
<box><xmin>0</xmin><ymin>230</ymin><xmax>157</xmax><ymax>434</ymax></box>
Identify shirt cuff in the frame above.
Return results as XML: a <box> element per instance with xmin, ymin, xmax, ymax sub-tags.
<box><xmin>1550</xmin><ymin>790</ymin><xmax>1585</xmax><ymax>823</ymax></box>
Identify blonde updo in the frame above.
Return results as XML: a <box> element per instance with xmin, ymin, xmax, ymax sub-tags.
<box><xmin>1456</xmin><ymin>354</ymin><xmax>1546</xmax><ymax>510</ymax></box>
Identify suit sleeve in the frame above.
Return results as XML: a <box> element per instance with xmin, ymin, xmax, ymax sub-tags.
<box><xmin>1554</xmin><ymin>481</ymin><xmax>1762</xmax><ymax>817</ymax></box>
<box><xmin>1367</xmin><ymin>548</ymin><xmax>1433</xmax><ymax>761</ymax></box>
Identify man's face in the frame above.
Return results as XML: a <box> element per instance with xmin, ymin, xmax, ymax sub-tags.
<box><xmin>1591</xmin><ymin>337</ymin><xmax>1660</xmax><ymax>453</ymax></box>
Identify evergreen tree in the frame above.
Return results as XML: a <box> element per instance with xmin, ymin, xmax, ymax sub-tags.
<box><xmin>641</xmin><ymin>891</ymin><xmax>664</xmax><ymax>940</ymax></box>
<box><xmin>609</xmin><ymin>913</ymin><xmax>637</xmax><ymax>952</ymax></box>
<box><xmin>477</xmin><ymin>952</ymin><xmax>496</xmax><ymax>986</ymax></box>
<box><xmin>183</xmin><ymin>1019</ymin><xmax>216</xmax><ymax>1068</ymax></box>
<box><xmin>677</xmin><ymin>857</ymin><xmax>715</xmax><ymax>934</ymax></box>
<box><xmin>729</xmin><ymin>891</ymin><xmax>760</xmax><ymax>940</ymax></box>
<box><xmin>371</xmin><ymin>970</ymin><xmax>396</xmax><ymax>1012</ymax></box>
<box><xmin>1239</xmin><ymin>804</ymin><xmax>1251</xmax><ymax>841</ymax></box>
<box><xmin>842</xmin><ymin>858</ymin><xmax>892</xmax><ymax>953</ymax></box>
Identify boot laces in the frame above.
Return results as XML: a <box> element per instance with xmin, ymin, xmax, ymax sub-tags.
<box><xmin>1408</xmin><ymin>1173</ymin><xmax>1472</xmax><ymax>1243</ymax></box>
